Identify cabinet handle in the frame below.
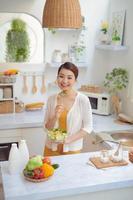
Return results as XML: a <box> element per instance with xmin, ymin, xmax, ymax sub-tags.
<box><xmin>0</xmin><ymin>145</ymin><xmax>8</xmax><ymax>149</ymax></box>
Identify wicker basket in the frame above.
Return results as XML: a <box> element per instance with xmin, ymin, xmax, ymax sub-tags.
<box><xmin>0</xmin><ymin>100</ymin><xmax>25</xmax><ymax>114</ymax></box>
<box><xmin>0</xmin><ymin>75</ymin><xmax>16</xmax><ymax>83</ymax></box>
<box><xmin>0</xmin><ymin>101</ymin><xmax>13</xmax><ymax>114</ymax></box>
<box><xmin>23</xmin><ymin>170</ymin><xmax>51</xmax><ymax>183</ymax></box>
<box><xmin>79</xmin><ymin>85</ymin><xmax>103</xmax><ymax>93</ymax></box>
<box><xmin>43</xmin><ymin>0</ymin><xmax>82</xmax><ymax>28</ymax></box>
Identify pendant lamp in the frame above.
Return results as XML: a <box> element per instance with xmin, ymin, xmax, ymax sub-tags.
<box><xmin>42</xmin><ymin>0</ymin><xmax>82</xmax><ymax>29</ymax></box>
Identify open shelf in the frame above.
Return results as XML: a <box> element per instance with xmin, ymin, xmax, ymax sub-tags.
<box><xmin>0</xmin><ymin>83</ymin><xmax>15</xmax><ymax>113</ymax></box>
<box><xmin>95</xmin><ymin>44</ymin><xmax>128</xmax><ymax>51</ymax></box>
<box><xmin>0</xmin><ymin>98</ymin><xmax>14</xmax><ymax>101</ymax></box>
<box><xmin>45</xmin><ymin>62</ymin><xmax>88</xmax><ymax>68</ymax></box>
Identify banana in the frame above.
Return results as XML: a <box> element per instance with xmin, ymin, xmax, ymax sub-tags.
<box><xmin>25</xmin><ymin>102</ymin><xmax>44</xmax><ymax>109</ymax></box>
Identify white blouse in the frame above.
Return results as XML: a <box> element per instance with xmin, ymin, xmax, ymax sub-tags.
<box><xmin>44</xmin><ymin>92</ymin><xmax>93</xmax><ymax>152</ymax></box>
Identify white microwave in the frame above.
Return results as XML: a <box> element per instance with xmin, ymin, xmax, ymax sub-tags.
<box><xmin>81</xmin><ymin>91</ymin><xmax>111</xmax><ymax>115</ymax></box>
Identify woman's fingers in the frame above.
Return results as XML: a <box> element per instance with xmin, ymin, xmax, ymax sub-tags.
<box><xmin>55</xmin><ymin>104</ymin><xmax>64</xmax><ymax>118</ymax></box>
<box><xmin>129</xmin><ymin>152</ymin><xmax>133</xmax><ymax>163</ymax></box>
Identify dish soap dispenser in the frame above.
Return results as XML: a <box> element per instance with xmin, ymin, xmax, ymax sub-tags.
<box><xmin>8</xmin><ymin>143</ymin><xmax>20</xmax><ymax>174</ymax></box>
<box><xmin>19</xmin><ymin>140</ymin><xmax>29</xmax><ymax>170</ymax></box>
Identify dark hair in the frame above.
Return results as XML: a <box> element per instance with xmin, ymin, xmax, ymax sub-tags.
<box><xmin>57</xmin><ymin>62</ymin><xmax>79</xmax><ymax>79</ymax></box>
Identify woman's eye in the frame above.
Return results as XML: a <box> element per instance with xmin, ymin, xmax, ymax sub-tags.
<box><xmin>68</xmin><ymin>77</ymin><xmax>72</xmax><ymax>79</ymax></box>
<box><xmin>58</xmin><ymin>75</ymin><xmax>64</xmax><ymax>78</ymax></box>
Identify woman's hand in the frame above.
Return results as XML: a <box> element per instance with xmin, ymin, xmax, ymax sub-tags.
<box><xmin>55</xmin><ymin>104</ymin><xmax>64</xmax><ymax>119</ymax></box>
<box><xmin>129</xmin><ymin>151</ymin><xmax>133</xmax><ymax>163</ymax></box>
<box><xmin>64</xmin><ymin>130</ymin><xmax>87</xmax><ymax>144</ymax></box>
<box><xmin>64</xmin><ymin>136</ymin><xmax>72</xmax><ymax>144</ymax></box>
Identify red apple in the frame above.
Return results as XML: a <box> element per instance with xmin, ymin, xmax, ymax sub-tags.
<box><xmin>42</xmin><ymin>157</ymin><xmax>51</xmax><ymax>165</ymax></box>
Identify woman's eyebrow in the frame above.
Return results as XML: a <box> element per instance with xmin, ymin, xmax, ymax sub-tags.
<box><xmin>59</xmin><ymin>73</ymin><xmax>73</xmax><ymax>77</ymax></box>
<box><xmin>67</xmin><ymin>75</ymin><xmax>73</xmax><ymax>77</ymax></box>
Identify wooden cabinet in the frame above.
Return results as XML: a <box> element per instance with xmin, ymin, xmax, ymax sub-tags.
<box><xmin>0</xmin><ymin>83</ymin><xmax>15</xmax><ymax>114</ymax></box>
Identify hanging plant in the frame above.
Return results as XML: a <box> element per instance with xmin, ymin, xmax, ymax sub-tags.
<box><xmin>6</xmin><ymin>18</ymin><xmax>30</xmax><ymax>62</ymax></box>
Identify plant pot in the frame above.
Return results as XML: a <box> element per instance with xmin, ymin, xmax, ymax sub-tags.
<box><xmin>100</xmin><ymin>32</ymin><xmax>109</xmax><ymax>44</ymax></box>
<box><xmin>111</xmin><ymin>40</ymin><xmax>121</xmax><ymax>46</ymax></box>
<box><xmin>111</xmin><ymin>95</ymin><xmax>121</xmax><ymax>116</ymax></box>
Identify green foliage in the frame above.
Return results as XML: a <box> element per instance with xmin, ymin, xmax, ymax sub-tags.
<box><xmin>104</xmin><ymin>68</ymin><xmax>128</xmax><ymax>94</ymax></box>
<box><xmin>101</xmin><ymin>28</ymin><xmax>108</xmax><ymax>34</ymax></box>
<box><xmin>26</xmin><ymin>155</ymin><xmax>43</xmax><ymax>171</ymax></box>
<box><xmin>112</xmin><ymin>30</ymin><xmax>120</xmax><ymax>41</ymax></box>
<box><xmin>11</xmin><ymin>18</ymin><xmax>26</xmax><ymax>31</ymax></box>
<box><xmin>48</xmin><ymin>28</ymin><xmax>56</xmax><ymax>34</ymax></box>
<box><xmin>6</xmin><ymin>18</ymin><xmax>30</xmax><ymax>62</ymax></box>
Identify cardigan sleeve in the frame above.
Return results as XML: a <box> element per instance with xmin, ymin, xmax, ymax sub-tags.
<box><xmin>44</xmin><ymin>96</ymin><xmax>53</xmax><ymax>126</ymax></box>
<box><xmin>44</xmin><ymin>95</ymin><xmax>58</xmax><ymax>129</ymax></box>
<box><xmin>81</xmin><ymin>96</ymin><xmax>93</xmax><ymax>134</ymax></box>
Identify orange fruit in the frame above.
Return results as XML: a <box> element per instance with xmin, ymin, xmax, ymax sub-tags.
<box><xmin>41</xmin><ymin>163</ymin><xmax>54</xmax><ymax>178</ymax></box>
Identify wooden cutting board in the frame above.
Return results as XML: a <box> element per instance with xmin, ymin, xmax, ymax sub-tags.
<box><xmin>89</xmin><ymin>157</ymin><xmax>128</xmax><ymax>169</ymax></box>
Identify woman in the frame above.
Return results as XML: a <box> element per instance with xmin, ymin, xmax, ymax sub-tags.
<box><xmin>44</xmin><ymin>62</ymin><xmax>93</xmax><ymax>156</ymax></box>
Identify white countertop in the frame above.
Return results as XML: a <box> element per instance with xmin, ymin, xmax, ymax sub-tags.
<box><xmin>1</xmin><ymin>152</ymin><xmax>133</xmax><ymax>200</ymax></box>
<box><xmin>0</xmin><ymin>110</ymin><xmax>44</xmax><ymax>130</ymax></box>
<box><xmin>0</xmin><ymin>110</ymin><xmax>132</xmax><ymax>132</ymax></box>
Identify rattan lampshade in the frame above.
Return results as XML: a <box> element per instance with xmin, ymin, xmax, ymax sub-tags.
<box><xmin>42</xmin><ymin>0</ymin><xmax>82</xmax><ymax>29</ymax></box>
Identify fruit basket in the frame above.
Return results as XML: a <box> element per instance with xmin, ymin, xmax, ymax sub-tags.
<box><xmin>23</xmin><ymin>169</ymin><xmax>50</xmax><ymax>182</ymax></box>
<box><xmin>0</xmin><ymin>75</ymin><xmax>17</xmax><ymax>83</ymax></box>
<box><xmin>23</xmin><ymin>155</ymin><xmax>59</xmax><ymax>183</ymax></box>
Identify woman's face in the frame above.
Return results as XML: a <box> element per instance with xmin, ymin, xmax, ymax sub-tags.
<box><xmin>57</xmin><ymin>68</ymin><xmax>76</xmax><ymax>91</ymax></box>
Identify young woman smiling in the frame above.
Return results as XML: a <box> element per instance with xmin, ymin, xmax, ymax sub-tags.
<box><xmin>44</xmin><ymin>62</ymin><xmax>93</xmax><ymax>156</ymax></box>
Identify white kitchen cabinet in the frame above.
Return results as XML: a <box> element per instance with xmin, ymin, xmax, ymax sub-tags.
<box><xmin>0</xmin><ymin>127</ymin><xmax>47</xmax><ymax>157</ymax></box>
<box><xmin>21</xmin><ymin>127</ymin><xmax>46</xmax><ymax>156</ymax></box>
<box><xmin>0</xmin><ymin>129</ymin><xmax>21</xmax><ymax>144</ymax></box>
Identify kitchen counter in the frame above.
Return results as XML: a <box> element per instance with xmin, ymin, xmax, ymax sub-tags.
<box><xmin>0</xmin><ymin>110</ymin><xmax>133</xmax><ymax>132</ymax></box>
<box><xmin>1</xmin><ymin>152</ymin><xmax>133</xmax><ymax>200</ymax></box>
<box><xmin>0</xmin><ymin>110</ymin><xmax>44</xmax><ymax>130</ymax></box>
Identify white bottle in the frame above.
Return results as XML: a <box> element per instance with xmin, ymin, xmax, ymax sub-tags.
<box><xmin>19</xmin><ymin>140</ymin><xmax>29</xmax><ymax>170</ymax></box>
<box><xmin>8</xmin><ymin>143</ymin><xmax>20</xmax><ymax>174</ymax></box>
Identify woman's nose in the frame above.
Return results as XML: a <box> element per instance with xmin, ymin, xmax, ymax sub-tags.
<box><xmin>62</xmin><ymin>78</ymin><xmax>68</xmax><ymax>83</ymax></box>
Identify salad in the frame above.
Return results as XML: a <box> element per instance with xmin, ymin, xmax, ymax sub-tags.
<box><xmin>48</xmin><ymin>128</ymin><xmax>67</xmax><ymax>142</ymax></box>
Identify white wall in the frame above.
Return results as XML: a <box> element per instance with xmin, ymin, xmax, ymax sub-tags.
<box><xmin>0</xmin><ymin>0</ymin><xmax>110</xmax><ymax>104</ymax></box>
<box><xmin>108</xmin><ymin>0</ymin><xmax>133</xmax><ymax>117</ymax></box>
<box><xmin>0</xmin><ymin>0</ymin><xmax>132</xmax><ymax>117</ymax></box>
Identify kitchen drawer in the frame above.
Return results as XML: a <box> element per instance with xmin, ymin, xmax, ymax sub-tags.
<box><xmin>0</xmin><ymin>136</ymin><xmax>21</xmax><ymax>144</ymax></box>
<box><xmin>0</xmin><ymin>129</ymin><xmax>21</xmax><ymax>139</ymax></box>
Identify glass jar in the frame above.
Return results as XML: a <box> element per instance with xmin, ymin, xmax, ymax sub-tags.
<box><xmin>52</xmin><ymin>50</ymin><xmax>62</xmax><ymax>63</ymax></box>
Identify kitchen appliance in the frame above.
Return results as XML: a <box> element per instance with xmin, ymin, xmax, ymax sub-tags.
<box><xmin>81</xmin><ymin>91</ymin><xmax>111</xmax><ymax>115</ymax></box>
<box><xmin>0</xmin><ymin>142</ymin><xmax>18</xmax><ymax>161</ymax></box>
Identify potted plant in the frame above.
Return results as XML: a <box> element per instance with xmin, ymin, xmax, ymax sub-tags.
<box><xmin>104</xmin><ymin>68</ymin><xmax>128</xmax><ymax>115</ymax></box>
<box><xmin>112</xmin><ymin>30</ymin><xmax>121</xmax><ymax>45</ymax></box>
<box><xmin>100</xmin><ymin>21</ymin><xmax>109</xmax><ymax>44</ymax></box>
<box><xmin>6</xmin><ymin>18</ymin><xmax>30</xmax><ymax>62</ymax></box>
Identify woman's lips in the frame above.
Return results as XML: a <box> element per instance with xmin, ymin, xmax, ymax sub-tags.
<box><xmin>60</xmin><ymin>84</ymin><xmax>69</xmax><ymax>88</ymax></box>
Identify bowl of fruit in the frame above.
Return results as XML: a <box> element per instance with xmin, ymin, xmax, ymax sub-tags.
<box><xmin>48</xmin><ymin>128</ymin><xmax>67</xmax><ymax>143</ymax></box>
<box><xmin>23</xmin><ymin>155</ymin><xmax>59</xmax><ymax>182</ymax></box>
<box><xmin>0</xmin><ymin>69</ymin><xmax>19</xmax><ymax>83</ymax></box>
